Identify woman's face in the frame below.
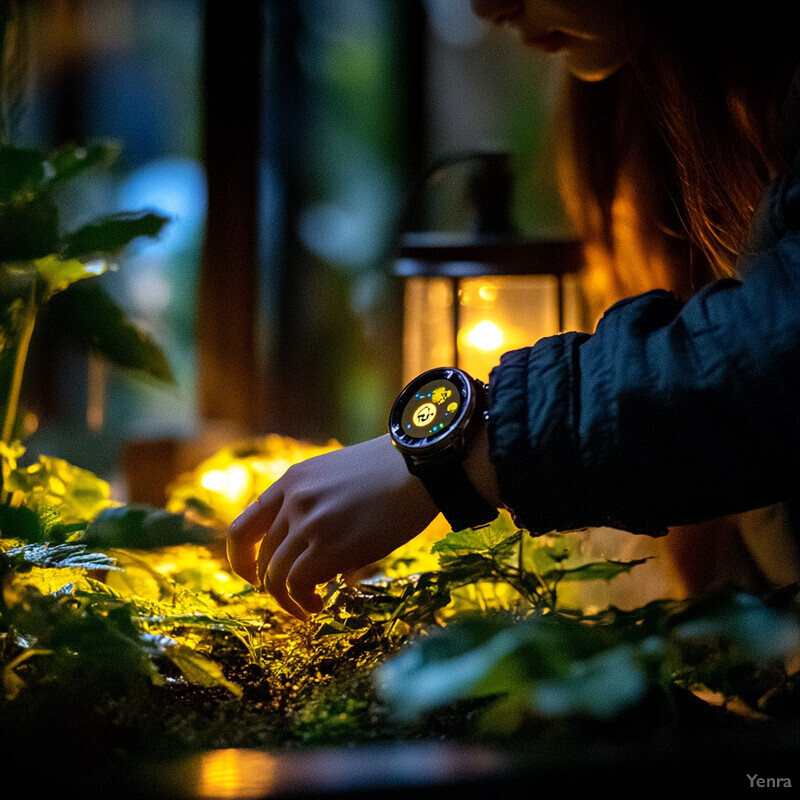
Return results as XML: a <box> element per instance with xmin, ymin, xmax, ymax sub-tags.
<box><xmin>470</xmin><ymin>0</ymin><xmax>641</xmax><ymax>82</ymax></box>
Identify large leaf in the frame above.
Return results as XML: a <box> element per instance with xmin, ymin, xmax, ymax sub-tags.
<box><xmin>83</xmin><ymin>504</ymin><xmax>216</xmax><ymax>549</ymax></box>
<box><xmin>61</xmin><ymin>211</ymin><xmax>169</xmax><ymax>260</ymax></box>
<box><xmin>530</xmin><ymin>643</ymin><xmax>651</xmax><ymax>719</ymax></box>
<box><xmin>33</xmin><ymin>253</ymin><xmax>107</xmax><ymax>295</ymax></box>
<box><xmin>3</xmin><ymin>587</ymin><xmax>162</xmax><ymax>696</ymax></box>
<box><xmin>0</xmin><ymin>146</ymin><xmax>46</xmax><ymax>204</ymax></box>
<box><xmin>0</xmin><ymin>196</ymin><xmax>59</xmax><ymax>262</ymax></box>
<box><xmin>542</xmin><ymin>557</ymin><xmax>652</xmax><ymax>584</ymax></box>
<box><xmin>375</xmin><ymin>613</ymin><xmax>656</xmax><ymax>726</ymax></box>
<box><xmin>375</xmin><ymin>619</ymin><xmax>530</xmax><ymax>721</ymax></box>
<box><xmin>674</xmin><ymin>592</ymin><xmax>800</xmax><ymax>665</ymax></box>
<box><xmin>0</xmin><ymin>503</ymin><xmax>45</xmax><ymax>542</ymax></box>
<box><xmin>45</xmin><ymin>281</ymin><xmax>173</xmax><ymax>381</ymax></box>
<box><xmin>0</xmin><ymin>503</ymin><xmax>84</xmax><ymax>544</ymax></box>
<box><xmin>432</xmin><ymin>524</ymin><xmax>522</xmax><ymax>557</ymax></box>
<box><xmin>4</xmin><ymin>453</ymin><xmax>115</xmax><ymax>524</ymax></box>
<box><xmin>46</xmin><ymin>142</ymin><xmax>120</xmax><ymax>186</ymax></box>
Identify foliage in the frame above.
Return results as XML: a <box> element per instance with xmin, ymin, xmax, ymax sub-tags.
<box><xmin>375</xmin><ymin>591</ymin><xmax>800</xmax><ymax>733</ymax></box>
<box><xmin>1</xmin><ymin>435</ymin><xmax>799</xmax><ymax>763</ymax></box>
<box><xmin>0</xmin><ymin>140</ymin><xmax>172</xmax><ymax>444</ymax></box>
<box><xmin>1</xmin><ymin>440</ymin><xmax>116</xmax><ymax>524</ymax></box>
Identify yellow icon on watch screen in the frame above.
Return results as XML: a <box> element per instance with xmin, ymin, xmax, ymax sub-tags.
<box><xmin>412</xmin><ymin>402</ymin><xmax>437</xmax><ymax>428</ymax></box>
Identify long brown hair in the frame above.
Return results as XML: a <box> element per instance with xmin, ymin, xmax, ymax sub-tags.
<box><xmin>556</xmin><ymin>4</ymin><xmax>800</xmax><ymax>318</ymax></box>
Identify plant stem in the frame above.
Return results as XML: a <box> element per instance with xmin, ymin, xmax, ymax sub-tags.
<box><xmin>2</xmin><ymin>280</ymin><xmax>37</xmax><ymax>443</ymax></box>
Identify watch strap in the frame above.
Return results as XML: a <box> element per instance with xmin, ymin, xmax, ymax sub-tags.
<box><xmin>415</xmin><ymin>456</ymin><xmax>499</xmax><ymax>532</ymax></box>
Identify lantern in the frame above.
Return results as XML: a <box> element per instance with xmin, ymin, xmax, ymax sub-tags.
<box><xmin>392</xmin><ymin>152</ymin><xmax>585</xmax><ymax>383</ymax></box>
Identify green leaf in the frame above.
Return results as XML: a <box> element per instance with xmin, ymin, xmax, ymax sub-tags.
<box><xmin>46</xmin><ymin>142</ymin><xmax>120</xmax><ymax>186</ymax></box>
<box><xmin>529</xmin><ymin>536</ymin><xmax>572</xmax><ymax>574</ymax></box>
<box><xmin>33</xmin><ymin>253</ymin><xmax>108</xmax><ymax>294</ymax></box>
<box><xmin>375</xmin><ymin>612</ymin><xmax>661</xmax><ymax>725</ymax></box>
<box><xmin>165</xmin><ymin>645</ymin><xmax>242</xmax><ymax>697</ymax></box>
<box><xmin>45</xmin><ymin>281</ymin><xmax>173</xmax><ymax>381</ymax></box>
<box><xmin>0</xmin><ymin>196</ymin><xmax>60</xmax><ymax>262</ymax></box>
<box><xmin>674</xmin><ymin>592</ymin><xmax>800</xmax><ymax>664</ymax></box>
<box><xmin>375</xmin><ymin>617</ymin><xmax>519</xmax><ymax>720</ymax></box>
<box><xmin>429</xmin><ymin>551</ymin><xmax>506</xmax><ymax>586</ymax></box>
<box><xmin>0</xmin><ymin>146</ymin><xmax>46</xmax><ymax>204</ymax></box>
<box><xmin>376</xmin><ymin>616</ymin><xmax>574</xmax><ymax>721</ymax></box>
<box><xmin>0</xmin><ymin>504</ymin><xmax>82</xmax><ymax>545</ymax></box>
<box><xmin>4</xmin><ymin>542</ymin><xmax>119</xmax><ymax>572</ymax></box>
<box><xmin>531</xmin><ymin>643</ymin><xmax>650</xmax><ymax>719</ymax></box>
<box><xmin>83</xmin><ymin>504</ymin><xmax>216</xmax><ymax>549</ymax></box>
<box><xmin>4</xmin><ymin>453</ymin><xmax>114</xmax><ymax>523</ymax></box>
<box><xmin>6</xmin><ymin>591</ymin><xmax>162</xmax><ymax>696</ymax></box>
<box><xmin>542</xmin><ymin>557</ymin><xmax>651</xmax><ymax>584</ymax></box>
<box><xmin>432</xmin><ymin>519</ymin><xmax>522</xmax><ymax>556</ymax></box>
<box><xmin>0</xmin><ymin>503</ymin><xmax>46</xmax><ymax>542</ymax></box>
<box><xmin>61</xmin><ymin>211</ymin><xmax>169</xmax><ymax>260</ymax></box>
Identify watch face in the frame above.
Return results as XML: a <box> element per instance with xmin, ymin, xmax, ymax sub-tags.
<box><xmin>400</xmin><ymin>377</ymin><xmax>462</xmax><ymax>439</ymax></box>
<box><xmin>390</xmin><ymin>367</ymin><xmax>475</xmax><ymax>451</ymax></box>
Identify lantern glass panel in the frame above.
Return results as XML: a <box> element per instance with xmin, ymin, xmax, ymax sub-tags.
<box><xmin>402</xmin><ymin>274</ymin><xmax>583</xmax><ymax>384</ymax></box>
<box><xmin>403</xmin><ymin>277</ymin><xmax>456</xmax><ymax>380</ymax></box>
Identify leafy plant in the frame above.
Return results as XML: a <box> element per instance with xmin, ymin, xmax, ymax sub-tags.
<box><xmin>0</xmin><ymin>141</ymin><xmax>171</xmax><ymax>445</ymax></box>
<box><xmin>1</xmin><ymin>434</ymin><xmax>799</xmax><ymax>760</ymax></box>
<box><xmin>374</xmin><ymin>590</ymin><xmax>800</xmax><ymax>733</ymax></box>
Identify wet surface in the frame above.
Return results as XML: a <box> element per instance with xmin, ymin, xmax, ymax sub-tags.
<box><xmin>11</xmin><ymin>719</ymin><xmax>800</xmax><ymax>799</ymax></box>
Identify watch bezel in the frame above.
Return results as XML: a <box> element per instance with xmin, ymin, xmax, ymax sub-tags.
<box><xmin>388</xmin><ymin>366</ymin><xmax>478</xmax><ymax>460</ymax></box>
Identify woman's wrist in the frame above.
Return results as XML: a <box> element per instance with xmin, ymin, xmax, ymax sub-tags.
<box><xmin>463</xmin><ymin>413</ymin><xmax>502</xmax><ymax>509</ymax></box>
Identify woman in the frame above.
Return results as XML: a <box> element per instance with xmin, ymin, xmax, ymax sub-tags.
<box><xmin>228</xmin><ymin>0</ymin><xmax>800</xmax><ymax>620</ymax></box>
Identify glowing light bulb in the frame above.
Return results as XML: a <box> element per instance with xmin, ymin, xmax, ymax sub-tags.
<box><xmin>477</xmin><ymin>284</ymin><xmax>497</xmax><ymax>303</ymax></box>
<box><xmin>464</xmin><ymin>320</ymin><xmax>504</xmax><ymax>351</ymax></box>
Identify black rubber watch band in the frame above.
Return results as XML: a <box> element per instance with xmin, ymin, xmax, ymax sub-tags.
<box><xmin>415</xmin><ymin>457</ymin><xmax>499</xmax><ymax>532</ymax></box>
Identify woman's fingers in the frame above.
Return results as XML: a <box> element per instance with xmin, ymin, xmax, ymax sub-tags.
<box><xmin>285</xmin><ymin>545</ymin><xmax>328</xmax><ymax>616</ymax></box>
<box><xmin>254</xmin><ymin>512</ymin><xmax>289</xmax><ymax>586</ymax></box>
<box><xmin>227</xmin><ymin>486</ymin><xmax>283</xmax><ymax>585</ymax></box>
<box><xmin>261</xmin><ymin>529</ymin><xmax>320</xmax><ymax>620</ymax></box>
<box><xmin>227</xmin><ymin>436</ymin><xmax>437</xmax><ymax>621</ymax></box>
<box><xmin>262</xmin><ymin>571</ymin><xmax>310</xmax><ymax>622</ymax></box>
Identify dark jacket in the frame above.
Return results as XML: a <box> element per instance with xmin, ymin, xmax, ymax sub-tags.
<box><xmin>487</xmin><ymin>151</ymin><xmax>800</xmax><ymax>538</ymax></box>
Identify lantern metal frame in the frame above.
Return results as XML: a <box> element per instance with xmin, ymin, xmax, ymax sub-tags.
<box><xmin>393</xmin><ymin>232</ymin><xmax>584</xmax><ymax>370</ymax></box>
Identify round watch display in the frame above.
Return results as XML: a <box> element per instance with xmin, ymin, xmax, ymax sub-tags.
<box><xmin>389</xmin><ymin>367</ymin><xmax>476</xmax><ymax>452</ymax></box>
<box><xmin>399</xmin><ymin>377</ymin><xmax>461</xmax><ymax>439</ymax></box>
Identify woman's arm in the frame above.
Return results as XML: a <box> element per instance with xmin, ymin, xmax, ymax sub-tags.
<box><xmin>489</xmin><ymin>232</ymin><xmax>800</xmax><ymax>536</ymax></box>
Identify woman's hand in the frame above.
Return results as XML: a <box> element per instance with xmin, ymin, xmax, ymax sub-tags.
<box><xmin>226</xmin><ymin>435</ymin><xmax>439</xmax><ymax>620</ymax></box>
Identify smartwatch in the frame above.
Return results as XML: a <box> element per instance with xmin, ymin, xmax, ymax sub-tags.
<box><xmin>389</xmin><ymin>366</ymin><xmax>499</xmax><ymax>532</ymax></box>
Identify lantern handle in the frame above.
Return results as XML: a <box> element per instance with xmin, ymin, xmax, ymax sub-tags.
<box><xmin>384</xmin><ymin>148</ymin><xmax>516</xmax><ymax>269</ymax></box>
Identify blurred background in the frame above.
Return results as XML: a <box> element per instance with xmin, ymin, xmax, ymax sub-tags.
<box><xmin>11</xmin><ymin>0</ymin><xmax>572</xmax><ymax>502</ymax></box>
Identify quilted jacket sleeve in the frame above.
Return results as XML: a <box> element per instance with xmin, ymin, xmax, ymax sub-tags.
<box><xmin>487</xmin><ymin>156</ymin><xmax>800</xmax><ymax>536</ymax></box>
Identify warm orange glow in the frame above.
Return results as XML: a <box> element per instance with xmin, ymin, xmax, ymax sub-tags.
<box><xmin>477</xmin><ymin>283</ymin><xmax>497</xmax><ymax>303</ymax></box>
<box><xmin>199</xmin><ymin>463</ymin><xmax>251</xmax><ymax>505</ymax></box>
<box><xmin>193</xmin><ymin>749</ymin><xmax>278</xmax><ymax>799</ymax></box>
<box><xmin>167</xmin><ymin>434</ymin><xmax>341</xmax><ymax>527</ymax></box>
<box><xmin>462</xmin><ymin>319</ymin><xmax>504</xmax><ymax>352</ymax></box>
<box><xmin>400</xmin><ymin>276</ymin><xmax>570</xmax><ymax>380</ymax></box>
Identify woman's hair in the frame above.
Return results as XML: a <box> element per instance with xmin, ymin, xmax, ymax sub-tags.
<box><xmin>556</xmin><ymin>3</ymin><xmax>800</xmax><ymax>316</ymax></box>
